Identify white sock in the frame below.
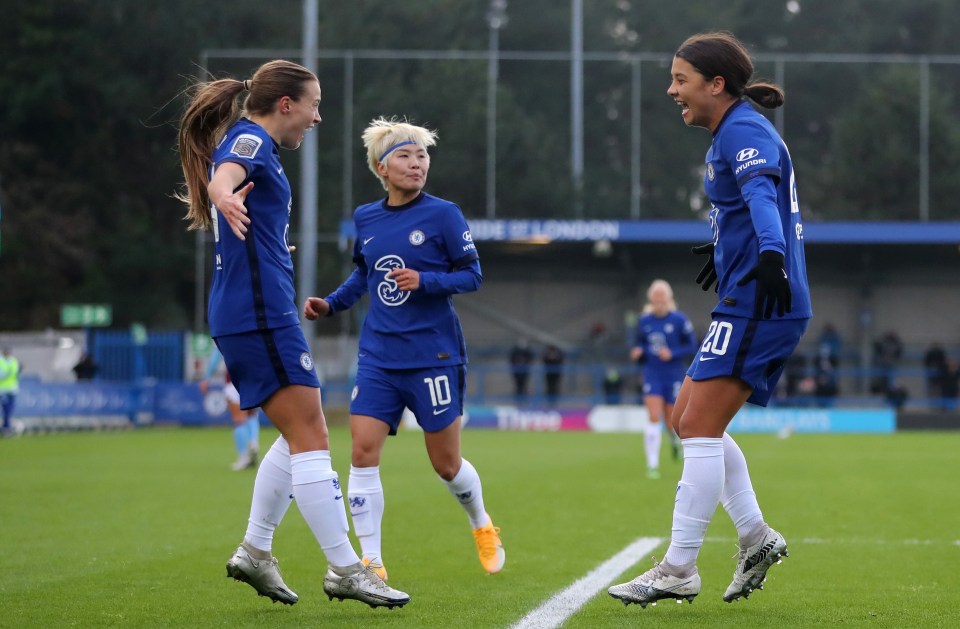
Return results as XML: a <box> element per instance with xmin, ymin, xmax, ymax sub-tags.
<box><xmin>720</xmin><ymin>432</ymin><xmax>765</xmax><ymax>544</ymax></box>
<box><xmin>244</xmin><ymin>436</ymin><xmax>293</xmax><ymax>553</ymax></box>
<box><xmin>348</xmin><ymin>465</ymin><xmax>384</xmax><ymax>563</ymax></box>
<box><xmin>442</xmin><ymin>458</ymin><xmax>488</xmax><ymax>529</ymax></box>
<box><xmin>663</xmin><ymin>438</ymin><xmax>724</xmax><ymax>568</ymax></box>
<box><xmin>290</xmin><ymin>450</ymin><xmax>359</xmax><ymax>568</ymax></box>
<box><xmin>644</xmin><ymin>422</ymin><xmax>662</xmax><ymax>470</ymax></box>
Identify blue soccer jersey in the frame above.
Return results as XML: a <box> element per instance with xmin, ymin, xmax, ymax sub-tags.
<box><xmin>207</xmin><ymin>119</ymin><xmax>300</xmax><ymax>336</ymax></box>
<box><xmin>324</xmin><ymin>192</ymin><xmax>481</xmax><ymax>368</ymax></box>
<box><xmin>634</xmin><ymin>310</ymin><xmax>698</xmax><ymax>375</ymax></box>
<box><xmin>704</xmin><ymin>101</ymin><xmax>812</xmax><ymax>320</ymax></box>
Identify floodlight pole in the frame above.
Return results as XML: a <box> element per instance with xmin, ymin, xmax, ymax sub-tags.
<box><xmin>298</xmin><ymin>0</ymin><xmax>319</xmax><ymax>343</ymax></box>
<box><xmin>570</xmin><ymin>0</ymin><xmax>584</xmax><ymax>217</ymax></box>
<box><xmin>485</xmin><ymin>1</ymin><xmax>507</xmax><ymax>219</ymax></box>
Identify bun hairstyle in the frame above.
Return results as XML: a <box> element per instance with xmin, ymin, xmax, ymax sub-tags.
<box><xmin>675</xmin><ymin>32</ymin><xmax>785</xmax><ymax>109</ymax></box>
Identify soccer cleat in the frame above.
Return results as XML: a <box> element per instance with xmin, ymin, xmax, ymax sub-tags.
<box><xmin>608</xmin><ymin>558</ymin><xmax>700</xmax><ymax>608</ymax></box>
<box><xmin>230</xmin><ymin>453</ymin><xmax>252</xmax><ymax>471</ymax></box>
<box><xmin>323</xmin><ymin>561</ymin><xmax>410</xmax><ymax>609</ymax></box>
<box><xmin>225</xmin><ymin>543</ymin><xmax>298</xmax><ymax>605</ymax></box>
<box><xmin>646</xmin><ymin>467</ymin><xmax>661</xmax><ymax>480</ymax></box>
<box><xmin>362</xmin><ymin>556</ymin><xmax>388</xmax><ymax>581</ymax></box>
<box><xmin>723</xmin><ymin>526</ymin><xmax>789</xmax><ymax>603</ymax></box>
<box><xmin>472</xmin><ymin>514</ymin><xmax>505</xmax><ymax>574</ymax></box>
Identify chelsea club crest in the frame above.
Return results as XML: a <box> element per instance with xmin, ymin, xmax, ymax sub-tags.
<box><xmin>409</xmin><ymin>230</ymin><xmax>425</xmax><ymax>246</ymax></box>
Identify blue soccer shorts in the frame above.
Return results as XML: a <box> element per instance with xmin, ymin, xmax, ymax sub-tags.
<box><xmin>350</xmin><ymin>364</ymin><xmax>465</xmax><ymax>435</ymax></box>
<box><xmin>642</xmin><ymin>370</ymin><xmax>685</xmax><ymax>405</ymax></box>
<box><xmin>215</xmin><ymin>324</ymin><xmax>320</xmax><ymax>410</ymax></box>
<box><xmin>686</xmin><ymin>314</ymin><xmax>809</xmax><ymax>407</ymax></box>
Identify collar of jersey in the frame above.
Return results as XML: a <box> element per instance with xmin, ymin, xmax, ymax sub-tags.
<box><xmin>712</xmin><ymin>100</ymin><xmax>750</xmax><ymax>137</ymax></box>
<box><xmin>381</xmin><ymin>191</ymin><xmax>425</xmax><ymax>212</ymax></box>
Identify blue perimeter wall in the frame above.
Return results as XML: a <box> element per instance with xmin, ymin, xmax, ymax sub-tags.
<box><xmin>16</xmin><ymin>381</ymin><xmax>896</xmax><ymax>433</ymax></box>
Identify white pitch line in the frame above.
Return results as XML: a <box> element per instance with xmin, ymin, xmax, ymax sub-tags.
<box><xmin>702</xmin><ymin>535</ymin><xmax>960</xmax><ymax>547</ymax></box>
<box><xmin>509</xmin><ymin>536</ymin><xmax>663</xmax><ymax>629</ymax></box>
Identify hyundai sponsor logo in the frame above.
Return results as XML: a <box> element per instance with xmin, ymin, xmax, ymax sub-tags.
<box><xmin>736</xmin><ymin>148</ymin><xmax>759</xmax><ymax>161</ymax></box>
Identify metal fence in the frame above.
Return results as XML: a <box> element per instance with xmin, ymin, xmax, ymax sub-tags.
<box><xmin>202</xmin><ymin>47</ymin><xmax>960</xmax><ymax>223</ymax></box>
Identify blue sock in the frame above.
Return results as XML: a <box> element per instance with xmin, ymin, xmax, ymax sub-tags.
<box><xmin>247</xmin><ymin>413</ymin><xmax>261</xmax><ymax>450</ymax></box>
<box><xmin>232</xmin><ymin>424</ymin><xmax>247</xmax><ymax>455</ymax></box>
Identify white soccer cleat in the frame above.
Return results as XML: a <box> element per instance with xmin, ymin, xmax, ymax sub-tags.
<box><xmin>225</xmin><ymin>543</ymin><xmax>298</xmax><ymax>605</ymax></box>
<box><xmin>608</xmin><ymin>558</ymin><xmax>700</xmax><ymax>608</ymax></box>
<box><xmin>723</xmin><ymin>526</ymin><xmax>789</xmax><ymax>603</ymax></box>
<box><xmin>323</xmin><ymin>561</ymin><xmax>410</xmax><ymax>609</ymax></box>
<box><xmin>230</xmin><ymin>452</ymin><xmax>252</xmax><ymax>471</ymax></box>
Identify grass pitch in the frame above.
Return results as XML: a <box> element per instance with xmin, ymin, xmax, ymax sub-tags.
<box><xmin>1</xmin><ymin>423</ymin><xmax>958</xmax><ymax>628</ymax></box>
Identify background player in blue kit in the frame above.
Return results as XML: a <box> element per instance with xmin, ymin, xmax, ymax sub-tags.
<box><xmin>304</xmin><ymin>118</ymin><xmax>505</xmax><ymax>581</ymax></box>
<box><xmin>177</xmin><ymin>60</ymin><xmax>409</xmax><ymax>609</ymax></box>
<box><xmin>630</xmin><ymin>279</ymin><xmax>697</xmax><ymax>478</ymax></box>
<box><xmin>609</xmin><ymin>32</ymin><xmax>812</xmax><ymax>608</ymax></box>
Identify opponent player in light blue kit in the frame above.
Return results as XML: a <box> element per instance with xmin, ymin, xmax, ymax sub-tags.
<box><xmin>199</xmin><ymin>346</ymin><xmax>261</xmax><ymax>471</ymax></box>
<box><xmin>631</xmin><ymin>279</ymin><xmax>698</xmax><ymax>478</ymax></box>
<box><xmin>610</xmin><ymin>32</ymin><xmax>812</xmax><ymax>608</ymax></box>
<box><xmin>178</xmin><ymin>60</ymin><xmax>408</xmax><ymax>609</ymax></box>
<box><xmin>305</xmin><ymin>118</ymin><xmax>505</xmax><ymax>581</ymax></box>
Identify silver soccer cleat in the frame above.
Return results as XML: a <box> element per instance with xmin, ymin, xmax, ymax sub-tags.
<box><xmin>723</xmin><ymin>526</ymin><xmax>789</xmax><ymax>603</ymax></box>
<box><xmin>226</xmin><ymin>543</ymin><xmax>299</xmax><ymax>605</ymax></box>
<box><xmin>608</xmin><ymin>557</ymin><xmax>700</xmax><ymax>608</ymax></box>
<box><xmin>323</xmin><ymin>561</ymin><xmax>410</xmax><ymax>609</ymax></box>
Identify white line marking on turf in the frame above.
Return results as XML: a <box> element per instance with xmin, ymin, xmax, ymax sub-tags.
<box><xmin>509</xmin><ymin>536</ymin><xmax>663</xmax><ymax>629</ymax></box>
<box><xmin>703</xmin><ymin>535</ymin><xmax>959</xmax><ymax>547</ymax></box>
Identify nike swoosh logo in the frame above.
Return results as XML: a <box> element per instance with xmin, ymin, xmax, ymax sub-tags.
<box><xmin>334</xmin><ymin>495</ymin><xmax>343</xmax><ymax>500</ymax></box>
<box><xmin>277</xmin><ymin>167</ymin><xmax>283</xmax><ymax>174</ymax></box>
<box><xmin>363</xmin><ymin>236</ymin><xmax>375</xmax><ymax>245</ymax></box>
<box><xmin>433</xmin><ymin>407</ymin><xmax>451</xmax><ymax>415</ymax></box>
<box><xmin>699</xmin><ymin>355</ymin><xmax>717</xmax><ymax>362</ymax></box>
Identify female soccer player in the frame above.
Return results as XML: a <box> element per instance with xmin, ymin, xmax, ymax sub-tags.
<box><xmin>178</xmin><ymin>60</ymin><xmax>408</xmax><ymax>608</ymax></box>
<box><xmin>609</xmin><ymin>32</ymin><xmax>812</xmax><ymax>608</ymax></box>
<box><xmin>630</xmin><ymin>279</ymin><xmax>698</xmax><ymax>478</ymax></box>
<box><xmin>304</xmin><ymin>117</ymin><xmax>505</xmax><ymax>581</ymax></box>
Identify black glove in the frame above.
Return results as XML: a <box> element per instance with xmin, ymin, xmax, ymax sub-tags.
<box><xmin>691</xmin><ymin>242</ymin><xmax>717</xmax><ymax>292</ymax></box>
<box><xmin>736</xmin><ymin>250</ymin><xmax>792</xmax><ymax>319</ymax></box>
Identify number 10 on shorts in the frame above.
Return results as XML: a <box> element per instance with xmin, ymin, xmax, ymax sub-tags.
<box><xmin>423</xmin><ymin>375</ymin><xmax>452</xmax><ymax>407</ymax></box>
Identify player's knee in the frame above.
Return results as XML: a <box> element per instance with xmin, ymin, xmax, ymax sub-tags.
<box><xmin>433</xmin><ymin>457</ymin><xmax>460</xmax><ymax>481</ymax></box>
<box><xmin>351</xmin><ymin>440</ymin><xmax>382</xmax><ymax>467</ymax></box>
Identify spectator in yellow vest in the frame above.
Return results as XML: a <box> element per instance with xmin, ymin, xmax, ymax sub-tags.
<box><xmin>0</xmin><ymin>347</ymin><xmax>21</xmax><ymax>435</ymax></box>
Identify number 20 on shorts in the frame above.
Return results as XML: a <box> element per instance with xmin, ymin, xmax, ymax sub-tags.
<box><xmin>700</xmin><ymin>320</ymin><xmax>733</xmax><ymax>356</ymax></box>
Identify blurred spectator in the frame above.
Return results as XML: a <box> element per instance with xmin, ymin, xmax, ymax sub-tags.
<box><xmin>942</xmin><ymin>358</ymin><xmax>960</xmax><ymax>411</ymax></box>
<box><xmin>783</xmin><ymin>353</ymin><xmax>809</xmax><ymax>400</ymax></box>
<box><xmin>0</xmin><ymin>347</ymin><xmax>21</xmax><ymax>435</ymax></box>
<box><xmin>602</xmin><ymin>366</ymin><xmax>622</xmax><ymax>404</ymax></box>
<box><xmin>886</xmin><ymin>381</ymin><xmax>909</xmax><ymax>410</ymax></box>
<box><xmin>813</xmin><ymin>345</ymin><xmax>839</xmax><ymax>406</ymax></box>
<box><xmin>871</xmin><ymin>331</ymin><xmax>903</xmax><ymax>396</ymax></box>
<box><xmin>542</xmin><ymin>344</ymin><xmax>565</xmax><ymax>404</ymax></box>
<box><xmin>923</xmin><ymin>343</ymin><xmax>948</xmax><ymax>404</ymax></box>
<box><xmin>73</xmin><ymin>353</ymin><xmax>99</xmax><ymax>381</ymax></box>
<box><xmin>508</xmin><ymin>339</ymin><xmax>535</xmax><ymax>401</ymax></box>
<box><xmin>818</xmin><ymin>323</ymin><xmax>842</xmax><ymax>363</ymax></box>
